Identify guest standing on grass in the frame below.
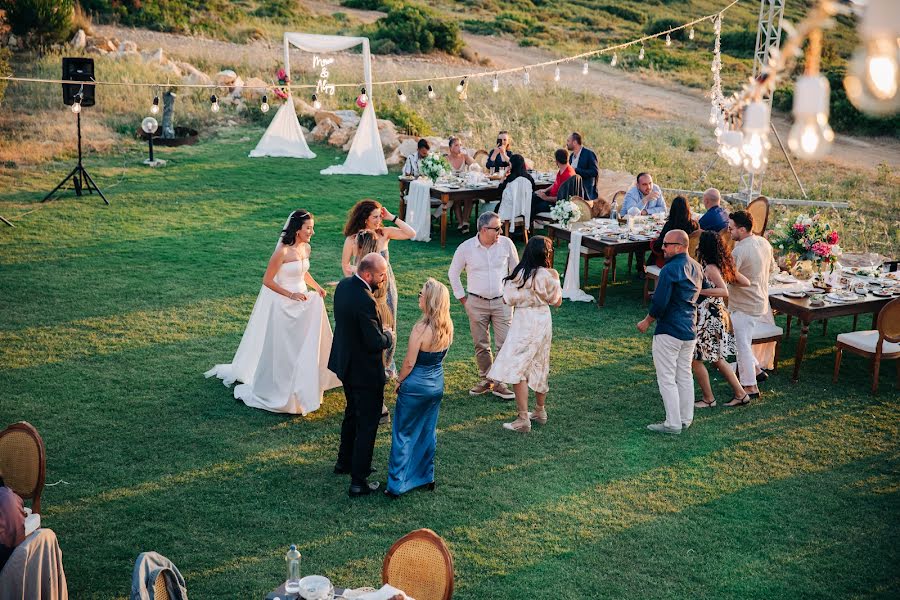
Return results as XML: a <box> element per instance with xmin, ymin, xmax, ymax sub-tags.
<box><xmin>488</xmin><ymin>236</ymin><xmax>563</xmax><ymax>433</ymax></box>
<box><xmin>637</xmin><ymin>229</ymin><xmax>703</xmax><ymax>435</ymax></box>
<box><xmin>692</xmin><ymin>231</ymin><xmax>752</xmax><ymax>408</ymax></box>
<box><xmin>385</xmin><ymin>278</ymin><xmax>453</xmax><ymax>499</ymax></box>
<box><xmin>448</xmin><ymin>211</ymin><xmax>518</xmax><ymax>400</ymax></box>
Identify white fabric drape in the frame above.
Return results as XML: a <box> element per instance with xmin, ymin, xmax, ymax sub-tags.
<box><xmin>561</xmin><ymin>229</ymin><xmax>595</xmax><ymax>302</ymax></box>
<box><xmin>249</xmin><ymin>95</ymin><xmax>316</xmax><ymax>158</ymax></box>
<box><xmin>405</xmin><ymin>179</ymin><xmax>433</xmax><ymax>242</ymax></box>
<box><xmin>320</xmin><ymin>102</ymin><xmax>387</xmax><ymax>175</ymax></box>
<box><xmin>498</xmin><ymin>177</ymin><xmax>532</xmax><ymax>233</ymax></box>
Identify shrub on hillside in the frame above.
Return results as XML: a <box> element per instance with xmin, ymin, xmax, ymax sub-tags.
<box><xmin>341</xmin><ymin>0</ymin><xmax>396</xmax><ymax>10</ymax></box>
<box><xmin>370</xmin><ymin>5</ymin><xmax>462</xmax><ymax>55</ymax></box>
<box><xmin>253</xmin><ymin>0</ymin><xmax>301</xmax><ymax>24</ymax></box>
<box><xmin>644</xmin><ymin>18</ymin><xmax>687</xmax><ymax>42</ymax></box>
<box><xmin>0</xmin><ymin>0</ymin><xmax>74</xmax><ymax>49</ymax></box>
<box><xmin>378</xmin><ymin>103</ymin><xmax>432</xmax><ymax>136</ymax></box>
<box><xmin>0</xmin><ymin>48</ymin><xmax>10</xmax><ymax>108</ymax></box>
<box><xmin>598</xmin><ymin>5</ymin><xmax>646</xmax><ymax>25</ymax></box>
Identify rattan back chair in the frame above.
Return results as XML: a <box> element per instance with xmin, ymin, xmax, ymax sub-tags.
<box><xmin>472</xmin><ymin>150</ymin><xmax>489</xmax><ymax>169</ymax></box>
<box><xmin>382</xmin><ymin>528</ymin><xmax>454</xmax><ymax>600</ymax></box>
<box><xmin>154</xmin><ymin>574</ymin><xmax>171</xmax><ymax>600</ymax></box>
<box><xmin>746</xmin><ymin>195</ymin><xmax>770</xmax><ymax>235</ymax></box>
<box><xmin>833</xmin><ymin>297</ymin><xmax>900</xmax><ymax>394</ymax></box>
<box><xmin>0</xmin><ymin>421</ymin><xmax>46</xmax><ymax>514</ymax></box>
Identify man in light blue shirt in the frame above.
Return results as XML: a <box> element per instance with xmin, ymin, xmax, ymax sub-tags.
<box><xmin>622</xmin><ymin>172</ymin><xmax>667</xmax><ymax>216</ymax></box>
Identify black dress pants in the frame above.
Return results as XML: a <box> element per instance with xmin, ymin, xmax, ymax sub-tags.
<box><xmin>337</xmin><ymin>384</ymin><xmax>385</xmax><ymax>486</ymax></box>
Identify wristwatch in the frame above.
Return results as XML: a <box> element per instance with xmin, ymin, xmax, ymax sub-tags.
<box><xmin>391</xmin><ymin>215</ymin><xmax>399</xmax><ymax>223</ymax></box>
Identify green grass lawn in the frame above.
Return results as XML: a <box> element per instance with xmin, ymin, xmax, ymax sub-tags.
<box><xmin>1</xmin><ymin>131</ymin><xmax>898</xmax><ymax>599</ymax></box>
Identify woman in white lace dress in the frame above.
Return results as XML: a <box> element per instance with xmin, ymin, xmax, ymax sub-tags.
<box><xmin>488</xmin><ymin>236</ymin><xmax>562</xmax><ymax>433</ymax></box>
<box><xmin>205</xmin><ymin>210</ymin><xmax>340</xmax><ymax>415</ymax></box>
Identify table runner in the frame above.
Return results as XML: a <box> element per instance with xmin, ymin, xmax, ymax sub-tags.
<box><xmin>561</xmin><ymin>228</ymin><xmax>595</xmax><ymax>302</ymax></box>
<box><xmin>405</xmin><ymin>179</ymin><xmax>433</xmax><ymax>242</ymax></box>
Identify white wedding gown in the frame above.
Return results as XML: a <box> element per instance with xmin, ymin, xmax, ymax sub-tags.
<box><xmin>205</xmin><ymin>258</ymin><xmax>341</xmax><ymax>415</ymax></box>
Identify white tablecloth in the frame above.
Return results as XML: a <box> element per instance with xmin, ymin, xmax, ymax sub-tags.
<box><xmin>405</xmin><ymin>179</ymin><xmax>433</xmax><ymax>242</ymax></box>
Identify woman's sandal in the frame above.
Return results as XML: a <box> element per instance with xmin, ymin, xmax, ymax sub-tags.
<box><xmin>695</xmin><ymin>398</ymin><xmax>717</xmax><ymax>408</ymax></box>
<box><xmin>725</xmin><ymin>394</ymin><xmax>751</xmax><ymax>407</ymax></box>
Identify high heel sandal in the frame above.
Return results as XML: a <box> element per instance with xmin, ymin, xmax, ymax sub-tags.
<box><xmin>725</xmin><ymin>394</ymin><xmax>751</xmax><ymax>407</ymax></box>
<box><xmin>528</xmin><ymin>408</ymin><xmax>548</xmax><ymax>425</ymax></box>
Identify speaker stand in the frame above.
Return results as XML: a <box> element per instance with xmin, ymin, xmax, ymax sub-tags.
<box><xmin>43</xmin><ymin>112</ymin><xmax>109</xmax><ymax>205</ymax></box>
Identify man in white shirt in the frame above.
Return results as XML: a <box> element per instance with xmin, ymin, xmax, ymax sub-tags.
<box><xmin>402</xmin><ymin>139</ymin><xmax>430</xmax><ymax>177</ymax></box>
<box><xmin>448</xmin><ymin>211</ymin><xmax>519</xmax><ymax>399</ymax></box>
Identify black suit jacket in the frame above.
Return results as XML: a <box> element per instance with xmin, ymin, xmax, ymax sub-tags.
<box><xmin>328</xmin><ymin>275</ymin><xmax>392</xmax><ymax>388</ymax></box>
<box><xmin>569</xmin><ymin>147</ymin><xmax>599</xmax><ymax>200</ymax></box>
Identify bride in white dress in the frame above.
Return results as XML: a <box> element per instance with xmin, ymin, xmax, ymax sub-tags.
<box><xmin>205</xmin><ymin>210</ymin><xmax>341</xmax><ymax>415</ymax></box>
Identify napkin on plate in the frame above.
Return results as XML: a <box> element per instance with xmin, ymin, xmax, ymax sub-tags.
<box><xmin>354</xmin><ymin>584</ymin><xmax>414</xmax><ymax>600</ymax></box>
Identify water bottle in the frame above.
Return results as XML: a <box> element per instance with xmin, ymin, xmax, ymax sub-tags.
<box><xmin>611</xmin><ymin>199</ymin><xmax>618</xmax><ymax>221</ymax></box>
<box><xmin>285</xmin><ymin>545</ymin><xmax>301</xmax><ymax>594</ymax></box>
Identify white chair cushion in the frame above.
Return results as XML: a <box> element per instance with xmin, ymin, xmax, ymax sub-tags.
<box><xmin>24</xmin><ymin>509</ymin><xmax>40</xmax><ymax>536</ymax></box>
<box><xmin>837</xmin><ymin>330</ymin><xmax>900</xmax><ymax>354</ymax></box>
<box><xmin>535</xmin><ymin>211</ymin><xmax>553</xmax><ymax>219</ymax></box>
<box><xmin>752</xmin><ymin>323</ymin><xmax>783</xmax><ymax>340</ymax></box>
<box><xmin>645</xmin><ymin>265</ymin><xmax>662</xmax><ymax>277</ymax></box>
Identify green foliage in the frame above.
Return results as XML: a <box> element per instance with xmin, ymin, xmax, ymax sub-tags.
<box><xmin>370</xmin><ymin>4</ymin><xmax>463</xmax><ymax>55</ymax></box>
<box><xmin>0</xmin><ymin>49</ymin><xmax>9</xmax><ymax>108</ymax></box>
<box><xmin>378</xmin><ymin>103</ymin><xmax>432</xmax><ymax>136</ymax></box>
<box><xmin>252</xmin><ymin>0</ymin><xmax>297</xmax><ymax>24</ymax></box>
<box><xmin>340</xmin><ymin>0</ymin><xmax>397</xmax><ymax>10</ymax></box>
<box><xmin>0</xmin><ymin>0</ymin><xmax>74</xmax><ymax>49</ymax></box>
<box><xmin>644</xmin><ymin>17</ymin><xmax>687</xmax><ymax>42</ymax></box>
<box><xmin>597</xmin><ymin>4</ymin><xmax>646</xmax><ymax>25</ymax></box>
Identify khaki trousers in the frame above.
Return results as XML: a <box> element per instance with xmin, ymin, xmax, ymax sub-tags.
<box><xmin>465</xmin><ymin>295</ymin><xmax>511</xmax><ymax>379</ymax></box>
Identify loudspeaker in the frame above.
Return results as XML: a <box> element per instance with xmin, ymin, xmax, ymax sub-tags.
<box><xmin>62</xmin><ymin>57</ymin><xmax>95</xmax><ymax>107</ymax></box>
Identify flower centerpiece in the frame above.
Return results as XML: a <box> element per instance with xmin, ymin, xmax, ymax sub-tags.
<box><xmin>769</xmin><ymin>213</ymin><xmax>842</xmax><ymax>277</ymax></box>
<box><xmin>274</xmin><ymin>68</ymin><xmax>290</xmax><ymax>100</ymax></box>
<box><xmin>419</xmin><ymin>152</ymin><xmax>450</xmax><ymax>182</ymax></box>
<box><xmin>550</xmin><ymin>199</ymin><xmax>582</xmax><ymax>229</ymax></box>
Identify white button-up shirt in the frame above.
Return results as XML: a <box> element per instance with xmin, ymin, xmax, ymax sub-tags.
<box><xmin>402</xmin><ymin>153</ymin><xmax>422</xmax><ymax>177</ymax></box>
<box><xmin>448</xmin><ymin>235</ymin><xmax>519</xmax><ymax>300</ymax></box>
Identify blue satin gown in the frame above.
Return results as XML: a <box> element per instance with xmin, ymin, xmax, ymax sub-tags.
<box><xmin>386</xmin><ymin>349</ymin><xmax>448</xmax><ymax>495</ymax></box>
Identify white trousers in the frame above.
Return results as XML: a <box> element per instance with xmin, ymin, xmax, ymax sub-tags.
<box><xmin>652</xmin><ymin>334</ymin><xmax>697</xmax><ymax>429</ymax></box>
<box><xmin>731</xmin><ymin>310</ymin><xmax>760</xmax><ymax>387</ymax></box>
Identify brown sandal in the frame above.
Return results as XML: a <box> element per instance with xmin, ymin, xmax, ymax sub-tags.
<box><xmin>694</xmin><ymin>398</ymin><xmax>716</xmax><ymax>408</ymax></box>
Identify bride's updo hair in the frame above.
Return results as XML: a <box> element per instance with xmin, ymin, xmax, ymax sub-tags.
<box><xmin>281</xmin><ymin>210</ymin><xmax>313</xmax><ymax>246</ymax></box>
<box><xmin>344</xmin><ymin>199</ymin><xmax>382</xmax><ymax>237</ymax></box>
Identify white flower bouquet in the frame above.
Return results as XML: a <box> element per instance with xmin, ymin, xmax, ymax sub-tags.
<box><xmin>419</xmin><ymin>152</ymin><xmax>450</xmax><ymax>182</ymax></box>
<box><xmin>550</xmin><ymin>199</ymin><xmax>581</xmax><ymax>228</ymax></box>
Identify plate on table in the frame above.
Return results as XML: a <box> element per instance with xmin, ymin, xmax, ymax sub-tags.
<box><xmin>444</xmin><ymin>184</ymin><xmax>461</xmax><ymax>189</ymax></box>
<box><xmin>782</xmin><ymin>290</ymin><xmax>806</xmax><ymax>299</ymax></box>
<box><xmin>872</xmin><ymin>288</ymin><xmax>896</xmax><ymax>297</ymax></box>
<box><xmin>774</xmin><ymin>273</ymin><xmax>798</xmax><ymax>283</ymax></box>
<box><xmin>825</xmin><ymin>292</ymin><xmax>857</xmax><ymax>303</ymax></box>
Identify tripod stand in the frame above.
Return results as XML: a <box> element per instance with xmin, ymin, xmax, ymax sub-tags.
<box><xmin>43</xmin><ymin>111</ymin><xmax>109</xmax><ymax>205</ymax></box>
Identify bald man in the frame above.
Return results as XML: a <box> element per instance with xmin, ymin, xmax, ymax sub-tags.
<box><xmin>698</xmin><ymin>188</ymin><xmax>729</xmax><ymax>232</ymax></box>
<box><xmin>637</xmin><ymin>229</ymin><xmax>703</xmax><ymax>434</ymax></box>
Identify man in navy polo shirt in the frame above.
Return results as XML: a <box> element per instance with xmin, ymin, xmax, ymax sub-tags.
<box><xmin>698</xmin><ymin>188</ymin><xmax>729</xmax><ymax>232</ymax></box>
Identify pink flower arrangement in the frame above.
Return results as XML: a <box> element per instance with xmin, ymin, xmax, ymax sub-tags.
<box><xmin>273</xmin><ymin>68</ymin><xmax>290</xmax><ymax>100</ymax></box>
<box><xmin>811</xmin><ymin>241</ymin><xmax>832</xmax><ymax>257</ymax></box>
<box><xmin>771</xmin><ymin>212</ymin><xmax>842</xmax><ymax>268</ymax></box>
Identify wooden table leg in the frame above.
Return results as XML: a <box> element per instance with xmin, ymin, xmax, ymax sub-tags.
<box><xmin>399</xmin><ymin>182</ymin><xmax>407</xmax><ymax>220</ymax></box>
<box><xmin>440</xmin><ymin>194</ymin><xmax>449</xmax><ymax>248</ymax></box>
<box><xmin>792</xmin><ymin>320</ymin><xmax>810</xmax><ymax>383</ymax></box>
<box><xmin>598</xmin><ymin>248</ymin><xmax>614</xmax><ymax>307</ymax></box>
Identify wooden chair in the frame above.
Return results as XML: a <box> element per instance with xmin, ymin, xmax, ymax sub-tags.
<box><xmin>383</xmin><ymin>528</ymin><xmax>454</xmax><ymax>600</ymax></box>
<box><xmin>833</xmin><ymin>297</ymin><xmax>900</xmax><ymax>394</ymax></box>
<box><xmin>0</xmin><ymin>422</ymin><xmax>46</xmax><ymax>528</ymax></box>
<box><xmin>751</xmin><ymin>321</ymin><xmax>784</xmax><ymax>371</ymax></box>
<box><xmin>643</xmin><ymin>229</ymin><xmax>701</xmax><ymax>303</ymax></box>
<box><xmin>472</xmin><ymin>149</ymin><xmax>488</xmax><ymax>170</ymax></box>
<box><xmin>746</xmin><ymin>195</ymin><xmax>770</xmax><ymax>235</ymax></box>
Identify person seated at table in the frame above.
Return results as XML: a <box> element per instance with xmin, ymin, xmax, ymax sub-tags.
<box><xmin>0</xmin><ymin>473</ymin><xmax>26</xmax><ymax>572</ymax></box>
<box><xmin>566</xmin><ymin>131</ymin><xmax>599</xmax><ymax>200</ymax></box>
<box><xmin>485</xmin><ymin>130</ymin><xmax>512</xmax><ymax>171</ymax></box>
<box><xmin>496</xmin><ymin>154</ymin><xmax>534</xmax><ymax>218</ymax></box>
<box><xmin>623</xmin><ymin>172</ymin><xmax>667</xmax><ymax>216</ymax></box>
<box><xmin>402</xmin><ymin>139</ymin><xmax>430</xmax><ymax>177</ymax></box>
<box><xmin>447</xmin><ymin>136</ymin><xmax>476</xmax><ymax>234</ymax></box>
<box><xmin>533</xmin><ymin>148</ymin><xmax>575</xmax><ymax>216</ymax></box>
<box><xmin>650</xmin><ymin>196</ymin><xmax>699</xmax><ymax>267</ymax></box>
<box><xmin>698</xmin><ymin>187</ymin><xmax>729</xmax><ymax>232</ymax></box>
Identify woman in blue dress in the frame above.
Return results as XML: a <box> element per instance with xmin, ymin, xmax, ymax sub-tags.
<box><xmin>385</xmin><ymin>278</ymin><xmax>454</xmax><ymax>498</ymax></box>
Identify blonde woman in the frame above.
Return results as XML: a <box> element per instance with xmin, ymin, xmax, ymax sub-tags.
<box><xmin>385</xmin><ymin>278</ymin><xmax>454</xmax><ymax>498</ymax></box>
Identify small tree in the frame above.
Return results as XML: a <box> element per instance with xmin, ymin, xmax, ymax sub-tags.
<box><xmin>0</xmin><ymin>0</ymin><xmax>74</xmax><ymax>50</ymax></box>
<box><xmin>0</xmin><ymin>49</ymin><xmax>10</xmax><ymax>109</ymax></box>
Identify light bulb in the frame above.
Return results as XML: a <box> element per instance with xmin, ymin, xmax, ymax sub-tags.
<box><xmin>151</xmin><ymin>96</ymin><xmax>160</xmax><ymax>114</ymax></box>
<box><xmin>456</xmin><ymin>78</ymin><xmax>465</xmax><ymax>93</ymax></box>
<box><xmin>312</xmin><ymin>94</ymin><xmax>321</xmax><ymax>110</ymax></box>
<box><xmin>788</xmin><ymin>75</ymin><xmax>834</xmax><ymax>160</ymax></box>
<box><xmin>582</xmin><ymin>61</ymin><xmax>589</xmax><ymax>75</ymax></box>
<box><xmin>260</xmin><ymin>95</ymin><xmax>270</xmax><ymax>113</ymax></box>
<box><xmin>665</xmin><ymin>33</ymin><xmax>672</xmax><ymax>47</ymax></box>
<box><xmin>397</xmin><ymin>88</ymin><xmax>406</xmax><ymax>103</ymax></box>
<box><xmin>523</xmin><ymin>70</ymin><xmax>530</xmax><ymax>85</ymax></box>
<box><xmin>492</xmin><ymin>76</ymin><xmax>499</xmax><ymax>93</ymax></box>
<box><xmin>610</xmin><ymin>53</ymin><xmax>617</xmax><ymax>67</ymax></box>
<box><xmin>554</xmin><ymin>66</ymin><xmax>560</xmax><ymax>82</ymax></box>
<box><xmin>717</xmin><ymin>130</ymin><xmax>744</xmax><ymax>167</ymax></box>
<box><xmin>689</xmin><ymin>27</ymin><xmax>695</xmax><ymax>40</ymax></box>
<box><xmin>843</xmin><ymin>0</ymin><xmax>900</xmax><ymax>115</ymax></box>
<box><xmin>71</xmin><ymin>101</ymin><xmax>81</xmax><ymax>114</ymax></box>
<box><xmin>740</xmin><ymin>101</ymin><xmax>771</xmax><ymax>173</ymax></box>
<box><xmin>210</xmin><ymin>94</ymin><xmax>219</xmax><ymax>113</ymax></box>
<box><xmin>639</xmin><ymin>45</ymin><xmax>645</xmax><ymax>61</ymax></box>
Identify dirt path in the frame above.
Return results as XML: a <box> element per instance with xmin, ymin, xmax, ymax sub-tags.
<box><xmin>95</xmin><ymin>12</ymin><xmax>899</xmax><ymax>172</ymax></box>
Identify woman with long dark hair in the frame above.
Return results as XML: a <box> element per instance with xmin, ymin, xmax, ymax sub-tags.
<box><xmin>650</xmin><ymin>195</ymin><xmax>699</xmax><ymax>267</ymax></box>
<box><xmin>692</xmin><ymin>230</ymin><xmax>751</xmax><ymax>408</ymax></box>
<box><xmin>206</xmin><ymin>210</ymin><xmax>340</xmax><ymax>415</ymax></box>
<box><xmin>488</xmin><ymin>236</ymin><xmax>562</xmax><ymax>433</ymax></box>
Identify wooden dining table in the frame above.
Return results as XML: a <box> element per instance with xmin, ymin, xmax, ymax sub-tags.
<box><xmin>769</xmin><ymin>292</ymin><xmax>894</xmax><ymax>382</ymax></box>
<box><xmin>398</xmin><ymin>177</ymin><xmax>550</xmax><ymax>248</ymax></box>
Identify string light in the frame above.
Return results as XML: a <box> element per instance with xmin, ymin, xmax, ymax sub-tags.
<box><xmin>523</xmin><ymin>70</ymin><xmax>530</xmax><ymax>85</ymax></box>
<box><xmin>427</xmin><ymin>84</ymin><xmax>436</xmax><ymax>99</ymax></box>
<box><xmin>71</xmin><ymin>93</ymin><xmax>82</xmax><ymax>114</ymax></box>
<box><xmin>639</xmin><ymin>45</ymin><xmax>645</xmax><ymax>61</ymax></box>
<box><xmin>717</xmin><ymin>128</ymin><xmax>744</xmax><ymax>167</ymax></box>
<box><xmin>150</xmin><ymin>95</ymin><xmax>159</xmax><ymax>114</ymax></box>
<box><xmin>492</xmin><ymin>75</ymin><xmax>499</xmax><ymax>93</ymax></box>
<box><xmin>788</xmin><ymin>75</ymin><xmax>834</xmax><ymax>159</ymax></box>
<box><xmin>582</xmin><ymin>61</ymin><xmax>589</xmax><ymax>75</ymax></box>
<box><xmin>610</xmin><ymin>53</ymin><xmax>618</xmax><ymax>68</ymax></box>
<box><xmin>740</xmin><ymin>101</ymin><xmax>771</xmax><ymax>173</ymax></box>
<box><xmin>665</xmin><ymin>33</ymin><xmax>672</xmax><ymax>47</ymax></box>
<box><xmin>456</xmin><ymin>78</ymin><xmax>466</xmax><ymax>93</ymax></box>
<box><xmin>312</xmin><ymin>93</ymin><xmax>321</xmax><ymax>110</ymax></box>
<box><xmin>554</xmin><ymin>65</ymin><xmax>560</xmax><ymax>82</ymax></box>
<box><xmin>397</xmin><ymin>88</ymin><xmax>407</xmax><ymax>103</ymax></box>
<box><xmin>689</xmin><ymin>27</ymin><xmax>695</xmax><ymax>40</ymax></box>
<box><xmin>844</xmin><ymin>0</ymin><xmax>900</xmax><ymax>115</ymax></box>
<box><xmin>260</xmin><ymin>94</ymin><xmax>269</xmax><ymax>113</ymax></box>
<box><xmin>210</xmin><ymin>94</ymin><xmax>219</xmax><ymax>113</ymax></box>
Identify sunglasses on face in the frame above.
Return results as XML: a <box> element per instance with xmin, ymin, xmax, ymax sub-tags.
<box><xmin>662</xmin><ymin>242</ymin><xmax>685</xmax><ymax>247</ymax></box>
<box><xmin>483</xmin><ymin>226</ymin><xmax>502</xmax><ymax>232</ymax></box>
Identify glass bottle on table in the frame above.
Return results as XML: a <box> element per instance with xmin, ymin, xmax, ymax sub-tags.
<box><xmin>285</xmin><ymin>545</ymin><xmax>301</xmax><ymax>593</ymax></box>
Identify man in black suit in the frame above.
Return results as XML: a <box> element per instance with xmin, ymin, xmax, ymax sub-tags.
<box><xmin>566</xmin><ymin>131</ymin><xmax>599</xmax><ymax>200</ymax></box>
<box><xmin>328</xmin><ymin>252</ymin><xmax>394</xmax><ymax>497</ymax></box>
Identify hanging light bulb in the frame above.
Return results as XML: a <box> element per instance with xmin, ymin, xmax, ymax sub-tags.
<box><xmin>523</xmin><ymin>70</ymin><xmax>530</xmax><ymax>85</ymax></box>
<box><xmin>665</xmin><ymin>33</ymin><xmax>672</xmax><ymax>47</ymax></box>
<box><xmin>554</xmin><ymin>65</ymin><xmax>560</xmax><ymax>82</ymax></box>
<box><xmin>740</xmin><ymin>101</ymin><xmax>771</xmax><ymax>173</ymax></box>
<box><xmin>844</xmin><ymin>0</ymin><xmax>900</xmax><ymax>116</ymax></box>
<box><xmin>717</xmin><ymin>129</ymin><xmax>744</xmax><ymax>167</ymax></box>
<box><xmin>260</xmin><ymin>95</ymin><xmax>270</xmax><ymax>113</ymax></box>
<box><xmin>689</xmin><ymin>27</ymin><xmax>695</xmax><ymax>41</ymax></box>
<box><xmin>610</xmin><ymin>53</ymin><xmax>618</xmax><ymax>68</ymax></box>
<box><xmin>71</xmin><ymin>97</ymin><xmax>82</xmax><ymax>114</ymax></box>
<box><xmin>456</xmin><ymin>78</ymin><xmax>466</xmax><ymax>93</ymax></box>
<box><xmin>150</xmin><ymin>95</ymin><xmax>160</xmax><ymax>114</ymax></box>
<box><xmin>492</xmin><ymin>75</ymin><xmax>499</xmax><ymax>93</ymax></box>
<box><xmin>427</xmin><ymin>84</ymin><xmax>436</xmax><ymax>99</ymax></box>
<box><xmin>210</xmin><ymin>94</ymin><xmax>219</xmax><ymax>113</ymax></box>
<box><xmin>582</xmin><ymin>61</ymin><xmax>589</xmax><ymax>75</ymax></box>
<box><xmin>787</xmin><ymin>75</ymin><xmax>834</xmax><ymax>160</ymax></box>
<box><xmin>312</xmin><ymin>93</ymin><xmax>321</xmax><ymax>110</ymax></box>
<box><xmin>397</xmin><ymin>88</ymin><xmax>407</xmax><ymax>103</ymax></box>
<box><xmin>639</xmin><ymin>45</ymin><xmax>645</xmax><ymax>61</ymax></box>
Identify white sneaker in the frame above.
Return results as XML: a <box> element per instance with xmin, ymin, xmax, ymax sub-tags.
<box><xmin>647</xmin><ymin>423</ymin><xmax>681</xmax><ymax>435</ymax></box>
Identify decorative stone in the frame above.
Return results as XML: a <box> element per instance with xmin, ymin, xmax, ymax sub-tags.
<box><xmin>179</xmin><ymin>63</ymin><xmax>212</xmax><ymax>86</ymax></box>
<box><xmin>118</xmin><ymin>40</ymin><xmax>138</xmax><ymax>54</ymax></box>
<box><xmin>70</xmin><ymin>29</ymin><xmax>86</xmax><ymax>49</ymax></box>
<box><xmin>333</xmin><ymin>110</ymin><xmax>360</xmax><ymax>128</ymax></box>
<box><xmin>242</xmin><ymin>77</ymin><xmax>268</xmax><ymax>100</ymax></box>
<box><xmin>311</xmin><ymin>119</ymin><xmax>338</xmax><ymax>142</ymax></box>
<box><xmin>328</xmin><ymin>127</ymin><xmax>355</xmax><ymax>147</ymax></box>
<box><xmin>314</xmin><ymin>110</ymin><xmax>343</xmax><ymax>127</ymax></box>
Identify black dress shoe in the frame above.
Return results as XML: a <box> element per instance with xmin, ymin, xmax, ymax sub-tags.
<box><xmin>348</xmin><ymin>480</ymin><xmax>380</xmax><ymax>497</ymax></box>
<box><xmin>424</xmin><ymin>481</ymin><xmax>435</xmax><ymax>491</ymax></box>
<box><xmin>334</xmin><ymin>464</ymin><xmax>377</xmax><ymax>476</ymax></box>
<box><xmin>756</xmin><ymin>370</ymin><xmax>770</xmax><ymax>382</ymax></box>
